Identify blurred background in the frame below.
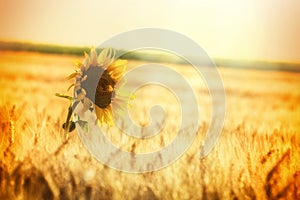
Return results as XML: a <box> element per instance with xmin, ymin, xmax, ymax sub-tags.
<box><xmin>0</xmin><ymin>0</ymin><xmax>299</xmax><ymax>199</ymax></box>
<box><xmin>0</xmin><ymin>0</ymin><xmax>300</xmax><ymax>62</ymax></box>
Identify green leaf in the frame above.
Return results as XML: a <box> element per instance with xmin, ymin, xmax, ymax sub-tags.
<box><xmin>62</xmin><ymin>121</ymin><xmax>76</xmax><ymax>132</ymax></box>
<box><xmin>73</xmin><ymin>113</ymin><xmax>80</xmax><ymax>122</ymax></box>
<box><xmin>55</xmin><ymin>93</ymin><xmax>73</xmax><ymax>101</ymax></box>
<box><xmin>77</xmin><ymin>120</ymin><xmax>88</xmax><ymax>133</ymax></box>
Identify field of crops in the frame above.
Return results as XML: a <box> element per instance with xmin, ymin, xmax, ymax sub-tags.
<box><xmin>0</xmin><ymin>51</ymin><xmax>299</xmax><ymax>199</ymax></box>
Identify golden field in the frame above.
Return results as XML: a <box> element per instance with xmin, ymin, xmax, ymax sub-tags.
<box><xmin>0</xmin><ymin>51</ymin><xmax>299</xmax><ymax>199</ymax></box>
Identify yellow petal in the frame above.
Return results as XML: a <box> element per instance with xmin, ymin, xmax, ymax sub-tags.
<box><xmin>95</xmin><ymin>105</ymin><xmax>114</xmax><ymax>126</ymax></box>
<box><xmin>105</xmin><ymin>106</ymin><xmax>114</xmax><ymax>126</ymax></box>
<box><xmin>107</xmin><ymin>59</ymin><xmax>127</xmax><ymax>71</ymax></box>
<box><xmin>90</xmin><ymin>47</ymin><xmax>98</xmax><ymax>66</ymax></box>
<box><xmin>107</xmin><ymin>59</ymin><xmax>127</xmax><ymax>82</ymax></box>
<box><xmin>95</xmin><ymin>106</ymin><xmax>104</xmax><ymax>122</ymax></box>
<box><xmin>82</xmin><ymin>52</ymin><xmax>91</xmax><ymax>70</ymax></box>
<box><xmin>73</xmin><ymin>59</ymin><xmax>82</xmax><ymax>68</ymax></box>
<box><xmin>98</xmin><ymin>48</ymin><xmax>115</xmax><ymax>68</ymax></box>
<box><xmin>67</xmin><ymin>72</ymin><xmax>79</xmax><ymax>80</ymax></box>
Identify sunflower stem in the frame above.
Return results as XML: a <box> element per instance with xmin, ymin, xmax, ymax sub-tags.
<box><xmin>63</xmin><ymin>101</ymin><xmax>79</xmax><ymax>141</ymax></box>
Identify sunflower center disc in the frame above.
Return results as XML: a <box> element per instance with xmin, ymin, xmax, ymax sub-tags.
<box><xmin>81</xmin><ymin>66</ymin><xmax>115</xmax><ymax>109</ymax></box>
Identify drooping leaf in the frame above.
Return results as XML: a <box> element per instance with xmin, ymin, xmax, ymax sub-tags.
<box><xmin>62</xmin><ymin>121</ymin><xmax>76</xmax><ymax>132</ymax></box>
<box><xmin>77</xmin><ymin>120</ymin><xmax>88</xmax><ymax>133</ymax></box>
<box><xmin>55</xmin><ymin>93</ymin><xmax>73</xmax><ymax>101</ymax></box>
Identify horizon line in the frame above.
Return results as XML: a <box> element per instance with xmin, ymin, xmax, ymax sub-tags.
<box><xmin>1</xmin><ymin>39</ymin><xmax>300</xmax><ymax>65</ymax></box>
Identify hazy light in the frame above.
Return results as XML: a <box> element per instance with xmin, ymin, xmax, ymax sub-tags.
<box><xmin>0</xmin><ymin>0</ymin><xmax>299</xmax><ymax>61</ymax></box>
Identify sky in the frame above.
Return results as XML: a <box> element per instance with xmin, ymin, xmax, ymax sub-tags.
<box><xmin>0</xmin><ymin>0</ymin><xmax>299</xmax><ymax>61</ymax></box>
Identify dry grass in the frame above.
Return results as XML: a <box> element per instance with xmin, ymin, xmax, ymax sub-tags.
<box><xmin>0</xmin><ymin>51</ymin><xmax>299</xmax><ymax>199</ymax></box>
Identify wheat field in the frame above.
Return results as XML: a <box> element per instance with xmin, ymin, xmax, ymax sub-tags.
<box><xmin>0</xmin><ymin>51</ymin><xmax>299</xmax><ymax>199</ymax></box>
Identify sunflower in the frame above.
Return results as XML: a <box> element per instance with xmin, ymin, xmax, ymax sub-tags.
<box><xmin>67</xmin><ymin>48</ymin><xmax>133</xmax><ymax>126</ymax></box>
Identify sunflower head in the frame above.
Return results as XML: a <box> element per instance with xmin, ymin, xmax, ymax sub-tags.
<box><xmin>69</xmin><ymin>48</ymin><xmax>132</xmax><ymax>126</ymax></box>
